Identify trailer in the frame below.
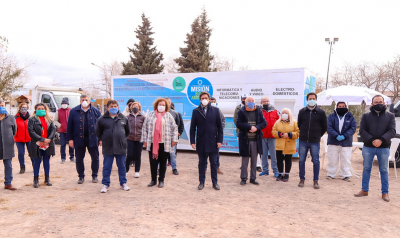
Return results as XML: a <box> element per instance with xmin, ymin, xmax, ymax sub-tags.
<box><xmin>112</xmin><ymin>68</ymin><xmax>316</xmax><ymax>156</ymax></box>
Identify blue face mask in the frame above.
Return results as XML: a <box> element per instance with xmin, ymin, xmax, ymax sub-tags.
<box><xmin>247</xmin><ymin>102</ymin><xmax>255</xmax><ymax>109</ymax></box>
<box><xmin>307</xmin><ymin>100</ymin><xmax>317</xmax><ymax>107</ymax></box>
<box><xmin>0</xmin><ymin>107</ymin><xmax>7</xmax><ymax>114</ymax></box>
<box><xmin>109</xmin><ymin>108</ymin><xmax>119</xmax><ymax>115</ymax></box>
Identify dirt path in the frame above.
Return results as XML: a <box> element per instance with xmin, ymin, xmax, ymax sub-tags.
<box><xmin>1</xmin><ymin>145</ymin><xmax>400</xmax><ymax>237</ymax></box>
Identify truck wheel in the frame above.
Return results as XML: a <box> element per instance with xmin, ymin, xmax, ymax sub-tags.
<box><xmin>389</xmin><ymin>145</ymin><xmax>400</xmax><ymax>168</ymax></box>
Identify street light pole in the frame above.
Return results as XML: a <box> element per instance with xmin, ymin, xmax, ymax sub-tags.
<box><xmin>325</xmin><ymin>38</ymin><xmax>339</xmax><ymax>90</ymax></box>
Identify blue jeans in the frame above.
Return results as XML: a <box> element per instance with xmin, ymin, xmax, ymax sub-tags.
<box><xmin>298</xmin><ymin>141</ymin><xmax>320</xmax><ymax>181</ymax></box>
<box><xmin>60</xmin><ymin>132</ymin><xmax>74</xmax><ymax>160</ymax></box>
<box><xmin>261</xmin><ymin>138</ymin><xmax>278</xmax><ymax>174</ymax></box>
<box><xmin>3</xmin><ymin>158</ymin><xmax>13</xmax><ymax>186</ymax></box>
<box><xmin>16</xmin><ymin>141</ymin><xmax>31</xmax><ymax>167</ymax></box>
<box><xmin>102</xmin><ymin>154</ymin><xmax>127</xmax><ymax>187</ymax></box>
<box><xmin>198</xmin><ymin>152</ymin><xmax>218</xmax><ymax>184</ymax></box>
<box><xmin>361</xmin><ymin>147</ymin><xmax>389</xmax><ymax>194</ymax></box>
<box><xmin>170</xmin><ymin>145</ymin><xmax>177</xmax><ymax>170</ymax></box>
<box><xmin>33</xmin><ymin>149</ymin><xmax>50</xmax><ymax>177</ymax></box>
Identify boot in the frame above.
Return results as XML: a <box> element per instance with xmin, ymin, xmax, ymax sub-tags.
<box><xmin>33</xmin><ymin>176</ymin><xmax>39</xmax><ymax>188</ymax></box>
<box><xmin>382</xmin><ymin>194</ymin><xmax>390</xmax><ymax>202</ymax></box>
<box><xmin>354</xmin><ymin>190</ymin><xmax>368</xmax><ymax>197</ymax></box>
<box><xmin>276</xmin><ymin>174</ymin><xmax>283</xmax><ymax>181</ymax></box>
<box><xmin>44</xmin><ymin>175</ymin><xmax>52</xmax><ymax>186</ymax></box>
<box><xmin>282</xmin><ymin>174</ymin><xmax>289</xmax><ymax>182</ymax></box>
<box><xmin>298</xmin><ymin>180</ymin><xmax>305</xmax><ymax>187</ymax></box>
<box><xmin>19</xmin><ymin>166</ymin><xmax>25</xmax><ymax>174</ymax></box>
<box><xmin>313</xmin><ymin>181</ymin><xmax>320</xmax><ymax>189</ymax></box>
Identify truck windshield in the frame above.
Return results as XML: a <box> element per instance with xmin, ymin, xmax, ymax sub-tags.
<box><xmin>53</xmin><ymin>95</ymin><xmax>81</xmax><ymax>109</ymax></box>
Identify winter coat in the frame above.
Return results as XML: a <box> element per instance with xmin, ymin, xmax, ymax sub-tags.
<box><xmin>190</xmin><ymin>103</ymin><xmax>223</xmax><ymax>153</ymax></box>
<box><xmin>233</xmin><ymin>104</ymin><xmax>243</xmax><ymax>136</ymax></box>
<box><xmin>236</xmin><ymin>106</ymin><xmax>267</xmax><ymax>157</ymax></box>
<box><xmin>359</xmin><ymin>107</ymin><xmax>396</xmax><ymax>148</ymax></box>
<box><xmin>54</xmin><ymin>108</ymin><xmax>71</xmax><ymax>133</ymax></box>
<box><xmin>170</xmin><ymin>109</ymin><xmax>184</xmax><ymax>135</ymax></box>
<box><xmin>297</xmin><ymin>106</ymin><xmax>327</xmax><ymax>143</ymax></box>
<box><xmin>14</xmin><ymin>112</ymin><xmax>31</xmax><ymax>143</ymax></box>
<box><xmin>261</xmin><ymin>106</ymin><xmax>280</xmax><ymax>138</ymax></box>
<box><xmin>327</xmin><ymin>111</ymin><xmax>357</xmax><ymax>147</ymax></box>
<box><xmin>28</xmin><ymin>116</ymin><xmax>56</xmax><ymax>158</ymax></box>
<box><xmin>0</xmin><ymin>114</ymin><xmax>17</xmax><ymax>160</ymax></box>
<box><xmin>272</xmin><ymin>120</ymin><xmax>300</xmax><ymax>155</ymax></box>
<box><xmin>127</xmin><ymin>113</ymin><xmax>145</xmax><ymax>141</ymax></box>
<box><xmin>95</xmin><ymin>111</ymin><xmax>130</xmax><ymax>155</ymax></box>
<box><xmin>67</xmin><ymin>104</ymin><xmax>101</xmax><ymax>148</ymax></box>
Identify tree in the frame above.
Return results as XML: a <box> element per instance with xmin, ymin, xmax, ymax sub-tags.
<box><xmin>210</xmin><ymin>53</ymin><xmax>231</xmax><ymax>72</ymax></box>
<box><xmin>122</xmin><ymin>13</ymin><xmax>164</xmax><ymax>75</ymax></box>
<box><xmin>175</xmin><ymin>8</ymin><xmax>214</xmax><ymax>73</ymax></box>
<box><xmin>91</xmin><ymin>60</ymin><xmax>122</xmax><ymax>98</ymax></box>
<box><xmin>385</xmin><ymin>55</ymin><xmax>400</xmax><ymax>103</ymax></box>
<box><xmin>0</xmin><ymin>36</ymin><xmax>29</xmax><ymax>99</ymax></box>
<box><xmin>162</xmin><ymin>56</ymin><xmax>179</xmax><ymax>74</ymax></box>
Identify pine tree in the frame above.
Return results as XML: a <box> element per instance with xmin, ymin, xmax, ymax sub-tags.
<box><xmin>122</xmin><ymin>13</ymin><xmax>164</xmax><ymax>75</ymax></box>
<box><xmin>175</xmin><ymin>8</ymin><xmax>214</xmax><ymax>73</ymax></box>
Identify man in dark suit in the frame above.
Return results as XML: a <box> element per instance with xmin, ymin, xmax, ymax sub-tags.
<box><xmin>190</xmin><ymin>91</ymin><xmax>224</xmax><ymax>190</ymax></box>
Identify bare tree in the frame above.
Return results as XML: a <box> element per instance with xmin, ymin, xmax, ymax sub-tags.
<box><xmin>0</xmin><ymin>36</ymin><xmax>30</xmax><ymax>99</ymax></box>
<box><xmin>210</xmin><ymin>53</ymin><xmax>231</xmax><ymax>72</ymax></box>
<box><xmin>91</xmin><ymin>59</ymin><xmax>122</xmax><ymax>98</ymax></box>
<box><xmin>385</xmin><ymin>55</ymin><xmax>400</xmax><ymax>103</ymax></box>
<box><xmin>162</xmin><ymin>56</ymin><xmax>179</xmax><ymax>74</ymax></box>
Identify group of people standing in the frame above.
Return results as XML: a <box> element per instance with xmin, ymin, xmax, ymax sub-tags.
<box><xmin>0</xmin><ymin>90</ymin><xmax>396</xmax><ymax>201</ymax></box>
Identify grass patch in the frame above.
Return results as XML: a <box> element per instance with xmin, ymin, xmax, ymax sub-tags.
<box><xmin>64</xmin><ymin>204</ymin><xmax>77</xmax><ymax>211</ymax></box>
<box><xmin>24</xmin><ymin>211</ymin><xmax>38</xmax><ymax>215</ymax></box>
<box><xmin>0</xmin><ymin>197</ymin><xmax>8</xmax><ymax>204</ymax></box>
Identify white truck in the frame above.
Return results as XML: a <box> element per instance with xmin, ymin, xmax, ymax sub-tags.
<box><xmin>389</xmin><ymin>102</ymin><xmax>400</xmax><ymax>167</ymax></box>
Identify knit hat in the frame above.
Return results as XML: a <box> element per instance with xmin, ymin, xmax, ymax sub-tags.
<box><xmin>62</xmin><ymin>97</ymin><xmax>69</xmax><ymax>104</ymax></box>
<box><xmin>241</xmin><ymin>93</ymin><xmax>248</xmax><ymax>99</ymax></box>
<box><xmin>126</xmin><ymin>98</ymin><xmax>135</xmax><ymax>105</ymax></box>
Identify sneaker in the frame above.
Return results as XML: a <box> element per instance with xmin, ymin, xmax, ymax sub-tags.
<box><xmin>61</xmin><ymin>159</ymin><xmax>66</xmax><ymax>164</ymax></box>
<box><xmin>326</xmin><ymin>176</ymin><xmax>334</xmax><ymax>180</ymax></box>
<box><xmin>282</xmin><ymin>174</ymin><xmax>289</xmax><ymax>182</ymax></box>
<box><xmin>342</xmin><ymin>177</ymin><xmax>351</xmax><ymax>182</ymax></box>
<box><xmin>256</xmin><ymin>167</ymin><xmax>262</xmax><ymax>172</ymax></box>
<box><xmin>78</xmin><ymin>177</ymin><xmax>84</xmax><ymax>184</ymax></box>
<box><xmin>276</xmin><ymin>174</ymin><xmax>283</xmax><ymax>181</ymax></box>
<box><xmin>259</xmin><ymin>171</ymin><xmax>268</xmax><ymax>176</ymax></box>
<box><xmin>70</xmin><ymin>157</ymin><xmax>75</xmax><ymax>163</ymax></box>
<box><xmin>298</xmin><ymin>180</ymin><xmax>305</xmax><ymax>187</ymax></box>
<box><xmin>274</xmin><ymin>172</ymin><xmax>279</xmax><ymax>178</ymax></box>
<box><xmin>100</xmin><ymin>185</ymin><xmax>108</xmax><ymax>193</ymax></box>
<box><xmin>92</xmin><ymin>177</ymin><xmax>98</xmax><ymax>183</ymax></box>
<box><xmin>313</xmin><ymin>181</ymin><xmax>320</xmax><ymax>189</ymax></box>
<box><xmin>121</xmin><ymin>184</ymin><xmax>130</xmax><ymax>191</ymax></box>
<box><xmin>134</xmin><ymin>172</ymin><xmax>140</xmax><ymax>178</ymax></box>
<box><xmin>172</xmin><ymin>169</ymin><xmax>179</xmax><ymax>175</ymax></box>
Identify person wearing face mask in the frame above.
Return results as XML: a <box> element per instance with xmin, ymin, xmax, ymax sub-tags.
<box><xmin>354</xmin><ymin>95</ymin><xmax>395</xmax><ymax>202</ymax></box>
<box><xmin>67</xmin><ymin>94</ymin><xmax>102</xmax><ymax>184</ymax></box>
<box><xmin>326</xmin><ymin>102</ymin><xmax>357</xmax><ymax>181</ymax></box>
<box><xmin>141</xmin><ymin>98</ymin><xmax>178</xmax><ymax>188</ymax></box>
<box><xmin>122</xmin><ymin>98</ymin><xmax>135</xmax><ymax>117</ymax></box>
<box><xmin>236</xmin><ymin>96</ymin><xmax>267</xmax><ymax>186</ymax></box>
<box><xmin>126</xmin><ymin>101</ymin><xmax>145</xmax><ymax>178</ymax></box>
<box><xmin>190</xmin><ymin>92</ymin><xmax>223</xmax><ymax>190</ymax></box>
<box><xmin>297</xmin><ymin>92</ymin><xmax>327</xmax><ymax>189</ymax></box>
<box><xmin>96</xmin><ymin>100</ymin><xmax>131</xmax><ymax>193</ymax></box>
<box><xmin>14</xmin><ymin>102</ymin><xmax>32</xmax><ymax>173</ymax></box>
<box><xmin>259</xmin><ymin>96</ymin><xmax>280</xmax><ymax>177</ymax></box>
<box><xmin>0</xmin><ymin>98</ymin><xmax>17</xmax><ymax>190</ymax></box>
<box><xmin>28</xmin><ymin>103</ymin><xmax>56</xmax><ymax>188</ymax></box>
<box><xmin>272</xmin><ymin>108</ymin><xmax>299</xmax><ymax>182</ymax></box>
<box><xmin>234</xmin><ymin>94</ymin><xmax>248</xmax><ymax>137</ymax></box>
<box><xmin>54</xmin><ymin>97</ymin><xmax>74</xmax><ymax>164</ymax></box>
<box><xmin>210</xmin><ymin>97</ymin><xmax>225</xmax><ymax>174</ymax></box>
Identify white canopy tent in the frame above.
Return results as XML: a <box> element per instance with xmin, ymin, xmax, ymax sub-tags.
<box><xmin>317</xmin><ymin>85</ymin><xmax>392</xmax><ymax>106</ymax></box>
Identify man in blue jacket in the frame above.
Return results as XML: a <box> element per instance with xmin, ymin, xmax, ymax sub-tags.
<box><xmin>190</xmin><ymin>91</ymin><xmax>223</xmax><ymax>190</ymax></box>
<box><xmin>326</xmin><ymin>102</ymin><xmax>357</xmax><ymax>181</ymax></box>
<box><xmin>67</xmin><ymin>94</ymin><xmax>102</xmax><ymax>184</ymax></box>
<box><xmin>354</xmin><ymin>95</ymin><xmax>396</xmax><ymax>202</ymax></box>
<box><xmin>236</xmin><ymin>96</ymin><xmax>267</xmax><ymax>186</ymax></box>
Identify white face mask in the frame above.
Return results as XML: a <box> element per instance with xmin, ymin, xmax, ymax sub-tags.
<box><xmin>61</xmin><ymin>104</ymin><xmax>68</xmax><ymax>109</ymax></box>
<box><xmin>82</xmin><ymin>101</ymin><xmax>89</xmax><ymax>108</ymax></box>
<box><xmin>202</xmin><ymin>99</ymin><xmax>209</xmax><ymax>106</ymax></box>
<box><xmin>281</xmin><ymin>113</ymin><xmax>289</xmax><ymax>121</ymax></box>
<box><xmin>158</xmin><ymin>105</ymin><xmax>165</xmax><ymax>112</ymax></box>
<box><xmin>211</xmin><ymin>103</ymin><xmax>217</xmax><ymax>107</ymax></box>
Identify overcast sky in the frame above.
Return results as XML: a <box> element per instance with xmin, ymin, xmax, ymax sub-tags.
<box><xmin>1</xmin><ymin>0</ymin><xmax>399</xmax><ymax>92</ymax></box>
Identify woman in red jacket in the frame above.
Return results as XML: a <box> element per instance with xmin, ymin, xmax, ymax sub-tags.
<box><xmin>14</xmin><ymin>103</ymin><xmax>32</xmax><ymax>174</ymax></box>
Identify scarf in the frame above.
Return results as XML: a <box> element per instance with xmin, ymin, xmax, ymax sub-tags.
<box><xmin>19</xmin><ymin>112</ymin><xmax>30</xmax><ymax>121</ymax></box>
<box><xmin>152</xmin><ymin>110</ymin><xmax>166</xmax><ymax>159</ymax></box>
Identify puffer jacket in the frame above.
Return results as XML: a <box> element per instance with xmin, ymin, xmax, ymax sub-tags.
<box><xmin>272</xmin><ymin>120</ymin><xmax>300</xmax><ymax>155</ymax></box>
<box><xmin>127</xmin><ymin>113</ymin><xmax>145</xmax><ymax>141</ymax></box>
<box><xmin>261</xmin><ymin>106</ymin><xmax>280</xmax><ymax>138</ymax></box>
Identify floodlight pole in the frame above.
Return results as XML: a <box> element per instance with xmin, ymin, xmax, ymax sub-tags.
<box><xmin>326</xmin><ymin>41</ymin><xmax>333</xmax><ymax>90</ymax></box>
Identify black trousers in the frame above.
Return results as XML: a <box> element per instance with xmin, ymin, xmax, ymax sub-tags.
<box><xmin>276</xmin><ymin>150</ymin><xmax>292</xmax><ymax>173</ymax></box>
<box><xmin>75</xmin><ymin>137</ymin><xmax>99</xmax><ymax>178</ymax></box>
<box><xmin>126</xmin><ymin>140</ymin><xmax>143</xmax><ymax>173</ymax></box>
<box><xmin>149</xmin><ymin>143</ymin><xmax>168</xmax><ymax>182</ymax></box>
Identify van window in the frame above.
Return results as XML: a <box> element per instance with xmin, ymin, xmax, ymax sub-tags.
<box><xmin>41</xmin><ymin>94</ymin><xmax>56</xmax><ymax>112</ymax></box>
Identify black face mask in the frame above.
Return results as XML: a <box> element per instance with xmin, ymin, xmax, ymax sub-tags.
<box><xmin>373</xmin><ymin>104</ymin><xmax>386</xmax><ymax>112</ymax></box>
<box><xmin>262</xmin><ymin>104</ymin><xmax>270</xmax><ymax>110</ymax></box>
<box><xmin>132</xmin><ymin>108</ymin><xmax>139</xmax><ymax>114</ymax></box>
<box><xmin>336</xmin><ymin>108</ymin><xmax>348</xmax><ymax>116</ymax></box>
<box><xmin>241</xmin><ymin>100</ymin><xmax>246</xmax><ymax>105</ymax></box>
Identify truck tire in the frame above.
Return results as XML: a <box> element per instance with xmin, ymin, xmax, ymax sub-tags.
<box><xmin>389</xmin><ymin>145</ymin><xmax>400</xmax><ymax>168</ymax></box>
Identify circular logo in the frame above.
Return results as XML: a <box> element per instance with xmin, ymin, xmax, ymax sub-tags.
<box><xmin>187</xmin><ymin>77</ymin><xmax>213</xmax><ymax>106</ymax></box>
<box><xmin>172</xmin><ymin>76</ymin><xmax>186</xmax><ymax>92</ymax></box>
